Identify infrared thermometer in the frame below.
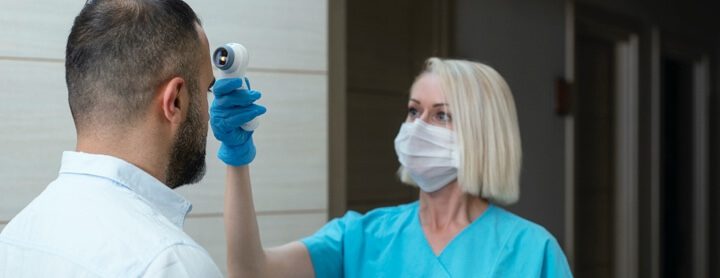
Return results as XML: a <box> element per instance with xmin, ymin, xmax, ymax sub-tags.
<box><xmin>212</xmin><ymin>43</ymin><xmax>259</xmax><ymax>131</ymax></box>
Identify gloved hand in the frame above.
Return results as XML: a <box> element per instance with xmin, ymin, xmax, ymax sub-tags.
<box><xmin>210</xmin><ymin>77</ymin><xmax>267</xmax><ymax>166</ymax></box>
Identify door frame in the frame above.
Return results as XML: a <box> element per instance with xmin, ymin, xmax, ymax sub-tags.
<box><xmin>328</xmin><ymin>0</ymin><xmax>347</xmax><ymax>218</ymax></box>
<box><xmin>614</xmin><ymin>33</ymin><xmax>640</xmax><ymax>278</ymax></box>
<box><xmin>659</xmin><ymin>34</ymin><xmax>712</xmax><ymax>278</ymax></box>
<box><xmin>570</xmin><ymin>4</ymin><xmax>644</xmax><ymax>277</ymax></box>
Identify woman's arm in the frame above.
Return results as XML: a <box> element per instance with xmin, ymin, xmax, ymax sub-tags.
<box><xmin>224</xmin><ymin>166</ymin><xmax>315</xmax><ymax>278</ymax></box>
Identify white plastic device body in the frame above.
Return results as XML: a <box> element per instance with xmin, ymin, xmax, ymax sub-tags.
<box><xmin>213</xmin><ymin>43</ymin><xmax>259</xmax><ymax>131</ymax></box>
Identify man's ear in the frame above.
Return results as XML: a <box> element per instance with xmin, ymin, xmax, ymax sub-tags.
<box><xmin>159</xmin><ymin>77</ymin><xmax>186</xmax><ymax>124</ymax></box>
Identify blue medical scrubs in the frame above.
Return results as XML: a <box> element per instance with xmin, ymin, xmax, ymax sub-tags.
<box><xmin>302</xmin><ymin>201</ymin><xmax>572</xmax><ymax>277</ymax></box>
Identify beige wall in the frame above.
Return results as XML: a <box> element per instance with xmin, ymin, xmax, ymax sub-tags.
<box><xmin>0</xmin><ymin>0</ymin><xmax>328</xmax><ymax>274</ymax></box>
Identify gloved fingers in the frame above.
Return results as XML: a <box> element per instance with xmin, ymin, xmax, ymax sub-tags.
<box><xmin>244</xmin><ymin>77</ymin><xmax>252</xmax><ymax>91</ymax></box>
<box><xmin>212</xmin><ymin>78</ymin><xmax>245</xmax><ymax>97</ymax></box>
<box><xmin>210</xmin><ymin>105</ymin><xmax>265</xmax><ymax>135</ymax></box>
<box><xmin>210</xmin><ymin>76</ymin><xmax>262</xmax><ymax>167</ymax></box>
<box><xmin>210</xmin><ymin>119</ymin><xmax>229</xmax><ymax>141</ymax></box>
<box><xmin>212</xmin><ymin>90</ymin><xmax>262</xmax><ymax>108</ymax></box>
<box><xmin>227</xmin><ymin>129</ymin><xmax>253</xmax><ymax>147</ymax></box>
<box><xmin>220</xmin><ymin>104</ymin><xmax>267</xmax><ymax>127</ymax></box>
<box><xmin>211</xmin><ymin>119</ymin><xmax>253</xmax><ymax>145</ymax></box>
<box><xmin>214</xmin><ymin>128</ymin><xmax>252</xmax><ymax>147</ymax></box>
<box><xmin>210</xmin><ymin>96</ymin><xmax>264</xmax><ymax>118</ymax></box>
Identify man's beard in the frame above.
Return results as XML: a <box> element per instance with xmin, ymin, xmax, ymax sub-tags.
<box><xmin>166</xmin><ymin>95</ymin><xmax>207</xmax><ymax>189</ymax></box>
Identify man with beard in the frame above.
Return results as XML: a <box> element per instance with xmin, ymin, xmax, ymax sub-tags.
<box><xmin>0</xmin><ymin>0</ymin><xmax>261</xmax><ymax>276</ymax></box>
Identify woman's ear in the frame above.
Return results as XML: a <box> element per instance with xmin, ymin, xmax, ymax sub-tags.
<box><xmin>159</xmin><ymin>77</ymin><xmax>186</xmax><ymax>124</ymax></box>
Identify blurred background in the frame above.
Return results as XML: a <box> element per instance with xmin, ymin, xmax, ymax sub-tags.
<box><xmin>1</xmin><ymin>0</ymin><xmax>719</xmax><ymax>277</ymax></box>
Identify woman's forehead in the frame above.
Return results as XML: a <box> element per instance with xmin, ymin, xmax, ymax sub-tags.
<box><xmin>410</xmin><ymin>73</ymin><xmax>445</xmax><ymax>103</ymax></box>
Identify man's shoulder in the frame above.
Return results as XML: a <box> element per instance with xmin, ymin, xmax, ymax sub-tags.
<box><xmin>1</xmin><ymin>177</ymin><xmax>211</xmax><ymax>276</ymax></box>
<box><xmin>142</xmin><ymin>243</ymin><xmax>222</xmax><ymax>277</ymax></box>
<box><xmin>4</xmin><ymin>175</ymin><xmax>193</xmax><ymax>241</ymax></box>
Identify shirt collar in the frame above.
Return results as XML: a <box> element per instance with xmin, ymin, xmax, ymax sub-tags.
<box><xmin>58</xmin><ymin>151</ymin><xmax>193</xmax><ymax>228</ymax></box>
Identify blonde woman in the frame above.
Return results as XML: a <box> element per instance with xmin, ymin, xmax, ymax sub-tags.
<box><xmin>210</xmin><ymin>58</ymin><xmax>573</xmax><ymax>277</ymax></box>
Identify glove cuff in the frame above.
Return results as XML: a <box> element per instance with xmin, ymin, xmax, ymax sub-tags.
<box><xmin>218</xmin><ymin>143</ymin><xmax>257</xmax><ymax>166</ymax></box>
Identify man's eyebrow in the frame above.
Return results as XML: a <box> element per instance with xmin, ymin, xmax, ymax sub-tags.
<box><xmin>208</xmin><ymin>78</ymin><xmax>216</xmax><ymax>90</ymax></box>
<box><xmin>410</xmin><ymin>98</ymin><xmax>420</xmax><ymax>104</ymax></box>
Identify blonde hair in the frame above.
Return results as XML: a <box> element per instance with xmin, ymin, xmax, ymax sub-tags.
<box><xmin>400</xmin><ymin>57</ymin><xmax>522</xmax><ymax>205</ymax></box>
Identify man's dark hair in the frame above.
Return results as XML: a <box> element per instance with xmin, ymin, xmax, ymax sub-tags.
<box><xmin>66</xmin><ymin>0</ymin><xmax>202</xmax><ymax>130</ymax></box>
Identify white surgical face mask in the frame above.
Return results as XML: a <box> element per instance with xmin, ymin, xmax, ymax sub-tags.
<box><xmin>394</xmin><ymin>120</ymin><xmax>459</xmax><ymax>192</ymax></box>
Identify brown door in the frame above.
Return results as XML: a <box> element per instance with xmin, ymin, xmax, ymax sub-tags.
<box><xmin>574</xmin><ymin>31</ymin><xmax>618</xmax><ymax>278</ymax></box>
<box><xmin>344</xmin><ymin>0</ymin><xmax>451</xmax><ymax>213</ymax></box>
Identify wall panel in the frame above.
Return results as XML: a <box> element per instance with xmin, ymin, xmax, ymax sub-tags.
<box><xmin>0</xmin><ymin>0</ymin><xmax>328</xmax><ymax>72</ymax></box>
<box><xmin>184</xmin><ymin>212</ymin><xmax>326</xmax><ymax>274</ymax></box>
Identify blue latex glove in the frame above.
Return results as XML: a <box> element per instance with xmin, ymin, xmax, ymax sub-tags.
<box><xmin>210</xmin><ymin>78</ymin><xmax>267</xmax><ymax>166</ymax></box>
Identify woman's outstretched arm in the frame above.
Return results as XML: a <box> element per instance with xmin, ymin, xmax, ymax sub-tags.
<box><xmin>224</xmin><ymin>165</ymin><xmax>315</xmax><ymax>278</ymax></box>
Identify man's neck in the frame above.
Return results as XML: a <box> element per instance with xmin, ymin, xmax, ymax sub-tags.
<box><xmin>76</xmin><ymin>129</ymin><xmax>169</xmax><ymax>185</ymax></box>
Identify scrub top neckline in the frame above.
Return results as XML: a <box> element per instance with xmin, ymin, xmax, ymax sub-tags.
<box><xmin>414</xmin><ymin>202</ymin><xmax>495</xmax><ymax>258</ymax></box>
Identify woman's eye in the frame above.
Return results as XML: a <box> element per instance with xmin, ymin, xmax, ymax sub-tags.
<box><xmin>436</xmin><ymin>112</ymin><xmax>451</xmax><ymax>122</ymax></box>
<box><xmin>408</xmin><ymin>107</ymin><xmax>419</xmax><ymax>118</ymax></box>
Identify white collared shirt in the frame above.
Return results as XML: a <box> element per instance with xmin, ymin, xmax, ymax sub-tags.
<box><xmin>0</xmin><ymin>152</ymin><xmax>223</xmax><ymax>277</ymax></box>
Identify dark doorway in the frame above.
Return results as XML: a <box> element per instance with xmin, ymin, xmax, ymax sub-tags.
<box><xmin>659</xmin><ymin>56</ymin><xmax>695</xmax><ymax>278</ymax></box>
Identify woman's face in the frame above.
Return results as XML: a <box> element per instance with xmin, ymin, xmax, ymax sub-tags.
<box><xmin>406</xmin><ymin>73</ymin><xmax>453</xmax><ymax>129</ymax></box>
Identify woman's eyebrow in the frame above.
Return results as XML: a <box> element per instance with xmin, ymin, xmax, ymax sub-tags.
<box><xmin>409</xmin><ymin>99</ymin><xmax>448</xmax><ymax>107</ymax></box>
